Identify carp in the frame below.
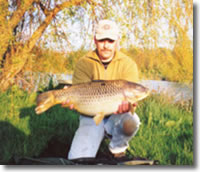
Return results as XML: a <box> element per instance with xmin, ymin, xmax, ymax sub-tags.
<box><xmin>35</xmin><ymin>80</ymin><xmax>149</xmax><ymax>125</ymax></box>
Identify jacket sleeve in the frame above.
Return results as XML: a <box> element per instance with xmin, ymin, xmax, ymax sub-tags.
<box><xmin>72</xmin><ymin>58</ymin><xmax>93</xmax><ymax>85</ymax></box>
<box><xmin>121</xmin><ymin>59</ymin><xmax>139</xmax><ymax>83</ymax></box>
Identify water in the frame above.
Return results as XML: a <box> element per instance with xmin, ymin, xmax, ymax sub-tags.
<box><xmin>140</xmin><ymin>80</ymin><xmax>193</xmax><ymax>102</ymax></box>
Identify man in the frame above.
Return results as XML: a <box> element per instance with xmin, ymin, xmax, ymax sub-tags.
<box><xmin>66</xmin><ymin>19</ymin><xmax>141</xmax><ymax>160</ymax></box>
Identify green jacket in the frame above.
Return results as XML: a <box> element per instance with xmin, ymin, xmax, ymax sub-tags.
<box><xmin>72</xmin><ymin>50</ymin><xmax>139</xmax><ymax>84</ymax></box>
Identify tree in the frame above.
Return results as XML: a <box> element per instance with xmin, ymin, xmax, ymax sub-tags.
<box><xmin>0</xmin><ymin>0</ymin><xmax>98</xmax><ymax>91</ymax></box>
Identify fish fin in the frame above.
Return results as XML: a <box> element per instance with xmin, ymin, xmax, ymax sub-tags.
<box><xmin>62</xmin><ymin>85</ymin><xmax>71</xmax><ymax>90</ymax></box>
<box><xmin>92</xmin><ymin>80</ymin><xmax>106</xmax><ymax>82</ymax></box>
<box><xmin>130</xmin><ymin>103</ymin><xmax>136</xmax><ymax>115</ymax></box>
<box><xmin>93</xmin><ymin>113</ymin><xmax>105</xmax><ymax>125</ymax></box>
<box><xmin>58</xmin><ymin>80</ymin><xmax>72</xmax><ymax>86</ymax></box>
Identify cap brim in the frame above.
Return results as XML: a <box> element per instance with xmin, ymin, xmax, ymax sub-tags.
<box><xmin>95</xmin><ymin>33</ymin><xmax>118</xmax><ymax>40</ymax></box>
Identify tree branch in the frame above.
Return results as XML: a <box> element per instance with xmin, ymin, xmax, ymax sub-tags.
<box><xmin>27</xmin><ymin>0</ymin><xmax>83</xmax><ymax>50</ymax></box>
<box><xmin>8</xmin><ymin>0</ymin><xmax>35</xmax><ymax>30</ymax></box>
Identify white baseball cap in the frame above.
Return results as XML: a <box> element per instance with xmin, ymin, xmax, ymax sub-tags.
<box><xmin>95</xmin><ymin>20</ymin><xmax>119</xmax><ymax>40</ymax></box>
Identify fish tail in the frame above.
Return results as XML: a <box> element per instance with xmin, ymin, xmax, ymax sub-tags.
<box><xmin>35</xmin><ymin>91</ymin><xmax>56</xmax><ymax>114</ymax></box>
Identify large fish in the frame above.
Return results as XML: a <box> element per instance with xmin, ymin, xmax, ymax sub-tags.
<box><xmin>35</xmin><ymin>80</ymin><xmax>149</xmax><ymax>125</ymax></box>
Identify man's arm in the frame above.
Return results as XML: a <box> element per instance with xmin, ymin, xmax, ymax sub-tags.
<box><xmin>115</xmin><ymin>58</ymin><xmax>139</xmax><ymax>114</ymax></box>
<box><xmin>72</xmin><ymin>58</ymin><xmax>92</xmax><ymax>85</ymax></box>
<box><xmin>61</xmin><ymin>57</ymin><xmax>92</xmax><ymax>108</ymax></box>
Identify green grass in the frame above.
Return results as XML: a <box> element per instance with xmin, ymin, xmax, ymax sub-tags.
<box><xmin>0</xmin><ymin>86</ymin><xmax>193</xmax><ymax>165</ymax></box>
<box><xmin>0</xmin><ymin>86</ymin><xmax>79</xmax><ymax>163</ymax></box>
<box><xmin>127</xmin><ymin>95</ymin><xmax>193</xmax><ymax>165</ymax></box>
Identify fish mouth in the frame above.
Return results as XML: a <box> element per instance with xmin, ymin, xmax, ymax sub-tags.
<box><xmin>143</xmin><ymin>89</ymin><xmax>150</xmax><ymax>98</ymax></box>
<box><xmin>35</xmin><ymin>104</ymin><xmax>46</xmax><ymax>114</ymax></box>
<box><xmin>136</xmin><ymin>89</ymin><xmax>150</xmax><ymax>101</ymax></box>
<box><xmin>138</xmin><ymin>93</ymin><xmax>149</xmax><ymax>101</ymax></box>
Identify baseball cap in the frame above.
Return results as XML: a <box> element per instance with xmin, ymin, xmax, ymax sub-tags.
<box><xmin>95</xmin><ymin>20</ymin><xmax>119</xmax><ymax>40</ymax></box>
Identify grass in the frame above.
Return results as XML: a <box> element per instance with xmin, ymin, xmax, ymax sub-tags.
<box><xmin>127</xmin><ymin>95</ymin><xmax>193</xmax><ymax>165</ymax></box>
<box><xmin>0</xmin><ymin>85</ymin><xmax>79</xmax><ymax>163</ymax></box>
<box><xmin>0</xmin><ymin>86</ymin><xmax>193</xmax><ymax>165</ymax></box>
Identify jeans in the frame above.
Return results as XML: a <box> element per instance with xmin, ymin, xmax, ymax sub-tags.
<box><xmin>68</xmin><ymin>112</ymin><xmax>140</xmax><ymax>160</ymax></box>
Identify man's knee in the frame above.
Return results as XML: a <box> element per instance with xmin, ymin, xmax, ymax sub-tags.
<box><xmin>122</xmin><ymin>113</ymin><xmax>140</xmax><ymax>136</ymax></box>
<box><xmin>68</xmin><ymin>116</ymin><xmax>105</xmax><ymax>160</ymax></box>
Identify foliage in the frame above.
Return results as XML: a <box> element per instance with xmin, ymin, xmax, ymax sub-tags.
<box><xmin>28</xmin><ymin>43</ymin><xmax>192</xmax><ymax>83</ymax></box>
<box><xmin>65</xmin><ymin>48</ymin><xmax>88</xmax><ymax>71</ymax></box>
<box><xmin>122</xmin><ymin>38</ymin><xmax>193</xmax><ymax>83</ymax></box>
<box><xmin>0</xmin><ymin>86</ymin><xmax>193</xmax><ymax>165</ymax></box>
<box><xmin>30</xmin><ymin>47</ymin><xmax>68</xmax><ymax>74</ymax></box>
<box><xmin>99</xmin><ymin>0</ymin><xmax>192</xmax><ymax>49</ymax></box>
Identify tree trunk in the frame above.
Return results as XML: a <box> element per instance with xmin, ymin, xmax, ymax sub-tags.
<box><xmin>0</xmin><ymin>0</ymin><xmax>35</xmax><ymax>63</ymax></box>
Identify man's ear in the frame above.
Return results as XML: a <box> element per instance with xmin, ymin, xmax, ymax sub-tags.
<box><xmin>94</xmin><ymin>36</ymin><xmax>97</xmax><ymax>44</ymax></box>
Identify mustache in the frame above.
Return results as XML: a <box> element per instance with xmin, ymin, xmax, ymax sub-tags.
<box><xmin>101</xmin><ymin>49</ymin><xmax>111</xmax><ymax>52</ymax></box>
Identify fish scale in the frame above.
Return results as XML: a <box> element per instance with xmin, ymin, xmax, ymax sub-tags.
<box><xmin>35</xmin><ymin>80</ymin><xmax>149</xmax><ymax>125</ymax></box>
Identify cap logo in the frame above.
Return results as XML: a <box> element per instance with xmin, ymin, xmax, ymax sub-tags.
<box><xmin>103</xmin><ymin>24</ymin><xmax>110</xmax><ymax>30</ymax></box>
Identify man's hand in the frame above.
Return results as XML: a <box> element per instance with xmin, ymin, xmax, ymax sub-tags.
<box><xmin>114</xmin><ymin>101</ymin><xmax>138</xmax><ymax>114</ymax></box>
<box><xmin>61</xmin><ymin>86</ymin><xmax>74</xmax><ymax>110</ymax></box>
<box><xmin>61</xmin><ymin>100</ymin><xmax>74</xmax><ymax>110</ymax></box>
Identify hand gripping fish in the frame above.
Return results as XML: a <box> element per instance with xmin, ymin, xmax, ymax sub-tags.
<box><xmin>35</xmin><ymin>80</ymin><xmax>149</xmax><ymax>125</ymax></box>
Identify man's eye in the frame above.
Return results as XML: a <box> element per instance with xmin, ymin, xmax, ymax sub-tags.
<box><xmin>98</xmin><ymin>39</ymin><xmax>105</xmax><ymax>43</ymax></box>
<box><xmin>108</xmin><ymin>40</ymin><xmax>114</xmax><ymax>43</ymax></box>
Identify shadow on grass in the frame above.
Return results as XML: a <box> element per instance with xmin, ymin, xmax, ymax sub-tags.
<box><xmin>1</xmin><ymin>105</ymin><xmax>113</xmax><ymax>165</ymax></box>
<box><xmin>19</xmin><ymin>105</ymin><xmax>79</xmax><ymax>158</ymax></box>
<box><xmin>0</xmin><ymin>121</ymin><xmax>27</xmax><ymax>165</ymax></box>
<box><xmin>0</xmin><ymin>104</ymin><xmax>80</xmax><ymax>164</ymax></box>
<box><xmin>19</xmin><ymin>105</ymin><xmax>112</xmax><ymax>158</ymax></box>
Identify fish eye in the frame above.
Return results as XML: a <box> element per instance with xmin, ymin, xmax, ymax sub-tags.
<box><xmin>101</xmin><ymin>83</ymin><xmax>106</xmax><ymax>86</ymax></box>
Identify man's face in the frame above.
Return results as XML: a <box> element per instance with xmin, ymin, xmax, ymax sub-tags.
<box><xmin>95</xmin><ymin>37</ymin><xmax>118</xmax><ymax>61</ymax></box>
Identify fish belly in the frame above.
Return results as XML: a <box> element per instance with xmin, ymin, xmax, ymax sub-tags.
<box><xmin>74</xmin><ymin>94</ymin><xmax>123</xmax><ymax>116</ymax></box>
